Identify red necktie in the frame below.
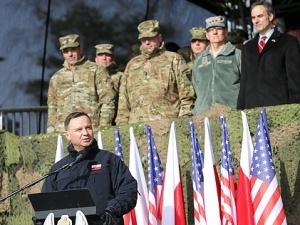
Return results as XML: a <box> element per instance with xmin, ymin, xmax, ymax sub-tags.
<box><xmin>258</xmin><ymin>36</ymin><xmax>267</xmax><ymax>53</ymax></box>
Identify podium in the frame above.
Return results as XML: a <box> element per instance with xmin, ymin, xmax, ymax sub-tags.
<box><xmin>28</xmin><ymin>188</ymin><xmax>97</xmax><ymax>222</ymax></box>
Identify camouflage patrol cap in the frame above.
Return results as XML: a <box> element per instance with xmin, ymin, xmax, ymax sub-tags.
<box><xmin>206</xmin><ymin>16</ymin><xmax>226</xmax><ymax>29</ymax></box>
<box><xmin>95</xmin><ymin>44</ymin><xmax>114</xmax><ymax>55</ymax></box>
<box><xmin>234</xmin><ymin>29</ymin><xmax>248</xmax><ymax>41</ymax></box>
<box><xmin>59</xmin><ymin>34</ymin><xmax>80</xmax><ymax>50</ymax></box>
<box><xmin>190</xmin><ymin>27</ymin><xmax>207</xmax><ymax>41</ymax></box>
<box><xmin>226</xmin><ymin>31</ymin><xmax>242</xmax><ymax>43</ymax></box>
<box><xmin>131</xmin><ymin>43</ymin><xmax>140</xmax><ymax>51</ymax></box>
<box><xmin>137</xmin><ymin>20</ymin><xmax>160</xmax><ymax>39</ymax></box>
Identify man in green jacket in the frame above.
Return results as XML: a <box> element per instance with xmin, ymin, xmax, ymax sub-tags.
<box><xmin>192</xmin><ymin>16</ymin><xmax>241</xmax><ymax>115</ymax></box>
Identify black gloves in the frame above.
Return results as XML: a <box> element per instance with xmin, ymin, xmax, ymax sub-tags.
<box><xmin>101</xmin><ymin>206</ymin><xmax>119</xmax><ymax>225</ymax></box>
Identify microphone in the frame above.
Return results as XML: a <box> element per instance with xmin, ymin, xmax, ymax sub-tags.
<box><xmin>69</xmin><ymin>150</ymin><xmax>88</xmax><ymax>167</ymax></box>
<box><xmin>0</xmin><ymin>149</ymin><xmax>89</xmax><ymax>203</ymax></box>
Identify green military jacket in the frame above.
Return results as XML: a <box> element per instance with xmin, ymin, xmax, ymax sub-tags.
<box><xmin>106</xmin><ymin>61</ymin><xmax>123</xmax><ymax>125</ymax></box>
<box><xmin>192</xmin><ymin>42</ymin><xmax>241</xmax><ymax>115</ymax></box>
<box><xmin>47</xmin><ymin>57</ymin><xmax>116</xmax><ymax>133</ymax></box>
<box><xmin>106</xmin><ymin>62</ymin><xmax>123</xmax><ymax>94</ymax></box>
<box><xmin>178</xmin><ymin>46</ymin><xmax>194</xmax><ymax>71</ymax></box>
<box><xmin>116</xmin><ymin>43</ymin><xmax>195</xmax><ymax>125</ymax></box>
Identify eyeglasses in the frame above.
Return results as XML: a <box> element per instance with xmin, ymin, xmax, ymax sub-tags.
<box><xmin>207</xmin><ymin>27</ymin><xmax>224</xmax><ymax>33</ymax></box>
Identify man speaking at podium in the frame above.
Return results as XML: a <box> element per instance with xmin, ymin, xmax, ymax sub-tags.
<box><xmin>39</xmin><ymin>112</ymin><xmax>137</xmax><ymax>225</ymax></box>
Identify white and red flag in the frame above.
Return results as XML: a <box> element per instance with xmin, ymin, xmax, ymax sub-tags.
<box><xmin>160</xmin><ymin>121</ymin><xmax>186</xmax><ymax>225</ymax></box>
<box><xmin>236</xmin><ymin>111</ymin><xmax>255</xmax><ymax>225</ymax></box>
<box><xmin>97</xmin><ymin>130</ymin><xmax>103</xmax><ymax>149</ymax></box>
<box><xmin>124</xmin><ymin>126</ymin><xmax>149</xmax><ymax>225</ymax></box>
<box><xmin>203</xmin><ymin>117</ymin><xmax>221</xmax><ymax>225</ymax></box>
<box><xmin>55</xmin><ymin>135</ymin><xmax>64</xmax><ymax>163</ymax></box>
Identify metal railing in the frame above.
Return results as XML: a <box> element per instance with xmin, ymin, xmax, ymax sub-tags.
<box><xmin>0</xmin><ymin>106</ymin><xmax>48</xmax><ymax>136</ymax></box>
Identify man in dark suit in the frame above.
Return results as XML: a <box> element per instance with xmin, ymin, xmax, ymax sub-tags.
<box><xmin>237</xmin><ymin>1</ymin><xmax>300</xmax><ymax>109</ymax></box>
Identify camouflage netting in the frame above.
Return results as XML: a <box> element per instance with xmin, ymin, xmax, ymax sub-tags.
<box><xmin>0</xmin><ymin>103</ymin><xmax>299</xmax><ymax>225</ymax></box>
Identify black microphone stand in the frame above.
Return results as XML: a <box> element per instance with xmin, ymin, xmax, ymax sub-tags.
<box><xmin>0</xmin><ymin>163</ymin><xmax>70</xmax><ymax>203</ymax></box>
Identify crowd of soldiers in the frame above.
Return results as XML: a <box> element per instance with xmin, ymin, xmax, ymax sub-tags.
<box><xmin>47</xmin><ymin>1</ymin><xmax>300</xmax><ymax>133</ymax></box>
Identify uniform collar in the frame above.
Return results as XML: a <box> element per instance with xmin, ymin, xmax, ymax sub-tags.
<box><xmin>203</xmin><ymin>42</ymin><xmax>236</xmax><ymax>57</ymax></box>
<box><xmin>67</xmin><ymin>139</ymin><xmax>99</xmax><ymax>158</ymax></box>
<box><xmin>62</xmin><ymin>56</ymin><xmax>87</xmax><ymax>69</ymax></box>
<box><xmin>140</xmin><ymin>42</ymin><xmax>165</xmax><ymax>59</ymax></box>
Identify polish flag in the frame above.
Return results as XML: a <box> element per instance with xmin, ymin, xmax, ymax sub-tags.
<box><xmin>236</xmin><ymin>111</ymin><xmax>254</xmax><ymax>225</ymax></box>
<box><xmin>160</xmin><ymin>122</ymin><xmax>186</xmax><ymax>225</ymax></box>
<box><xmin>123</xmin><ymin>210</ymin><xmax>137</xmax><ymax>225</ymax></box>
<box><xmin>97</xmin><ymin>130</ymin><xmax>104</xmax><ymax>149</ymax></box>
<box><xmin>55</xmin><ymin>135</ymin><xmax>64</xmax><ymax>163</ymax></box>
<box><xmin>203</xmin><ymin>117</ymin><xmax>221</xmax><ymax>225</ymax></box>
<box><xmin>124</xmin><ymin>127</ymin><xmax>149</xmax><ymax>225</ymax></box>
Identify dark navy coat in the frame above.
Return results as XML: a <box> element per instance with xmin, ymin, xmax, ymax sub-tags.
<box><xmin>41</xmin><ymin>139</ymin><xmax>137</xmax><ymax>225</ymax></box>
<box><xmin>237</xmin><ymin>29</ymin><xmax>300</xmax><ymax>109</ymax></box>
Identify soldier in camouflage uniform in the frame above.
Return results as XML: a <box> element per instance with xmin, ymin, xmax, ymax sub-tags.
<box><xmin>47</xmin><ymin>34</ymin><xmax>116</xmax><ymax>133</ymax></box>
<box><xmin>178</xmin><ymin>27</ymin><xmax>208</xmax><ymax>71</ymax></box>
<box><xmin>128</xmin><ymin>43</ymin><xmax>141</xmax><ymax>60</ymax></box>
<box><xmin>95</xmin><ymin>44</ymin><xmax>122</xmax><ymax>95</ymax></box>
<box><xmin>95</xmin><ymin>44</ymin><xmax>123</xmax><ymax>125</ymax></box>
<box><xmin>226</xmin><ymin>30</ymin><xmax>244</xmax><ymax>49</ymax></box>
<box><xmin>116</xmin><ymin>20</ymin><xmax>195</xmax><ymax>125</ymax></box>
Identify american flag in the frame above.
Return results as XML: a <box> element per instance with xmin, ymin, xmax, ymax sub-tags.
<box><xmin>146</xmin><ymin>124</ymin><xmax>164</xmax><ymax>225</ymax></box>
<box><xmin>188</xmin><ymin>120</ymin><xmax>206</xmax><ymax>225</ymax></box>
<box><xmin>115</xmin><ymin>128</ymin><xmax>124</xmax><ymax>160</ymax></box>
<box><xmin>250</xmin><ymin>109</ymin><xmax>287</xmax><ymax>225</ymax></box>
<box><xmin>220</xmin><ymin>115</ymin><xmax>237</xmax><ymax>225</ymax></box>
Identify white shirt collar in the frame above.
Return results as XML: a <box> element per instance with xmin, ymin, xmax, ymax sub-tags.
<box><xmin>259</xmin><ymin>29</ymin><xmax>274</xmax><ymax>43</ymax></box>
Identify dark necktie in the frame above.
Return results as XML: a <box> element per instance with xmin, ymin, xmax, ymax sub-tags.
<box><xmin>258</xmin><ymin>36</ymin><xmax>267</xmax><ymax>53</ymax></box>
